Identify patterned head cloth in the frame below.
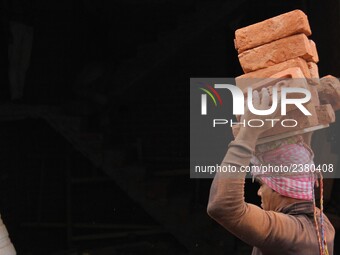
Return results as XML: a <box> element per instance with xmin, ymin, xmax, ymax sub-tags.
<box><xmin>251</xmin><ymin>135</ymin><xmax>330</xmax><ymax>255</ymax></box>
<box><xmin>251</xmin><ymin>135</ymin><xmax>315</xmax><ymax>200</ymax></box>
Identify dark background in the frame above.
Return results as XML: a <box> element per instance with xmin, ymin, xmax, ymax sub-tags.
<box><xmin>0</xmin><ymin>0</ymin><xmax>340</xmax><ymax>254</ymax></box>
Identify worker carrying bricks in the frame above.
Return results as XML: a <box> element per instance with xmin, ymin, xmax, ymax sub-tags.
<box><xmin>207</xmin><ymin>10</ymin><xmax>338</xmax><ymax>255</ymax></box>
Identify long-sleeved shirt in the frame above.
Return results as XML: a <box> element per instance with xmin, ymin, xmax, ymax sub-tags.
<box><xmin>207</xmin><ymin>139</ymin><xmax>335</xmax><ymax>255</ymax></box>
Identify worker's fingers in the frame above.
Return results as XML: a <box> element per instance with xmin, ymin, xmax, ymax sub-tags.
<box><xmin>260</xmin><ymin>87</ymin><xmax>270</xmax><ymax>107</ymax></box>
<box><xmin>252</xmin><ymin>90</ymin><xmax>260</xmax><ymax>106</ymax></box>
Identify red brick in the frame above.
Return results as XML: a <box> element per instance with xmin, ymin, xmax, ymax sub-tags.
<box><xmin>232</xmin><ymin>101</ymin><xmax>318</xmax><ymax>139</ymax></box>
<box><xmin>235</xmin><ymin>58</ymin><xmax>310</xmax><ymax>90</ymax></box>
<box><xmin>235</xmin><ymin>68</ymin><xmax>314</xmax><ymax>119</ymax></box>
<box><xmin>309</xmin><ymin>85</ymin><xmax>320</xmax><ymax>106</ymax></box>
<box><xmin>241</xmin><ymin>67</ymin><xmax>309</xmax><ymax>96</ymax></box>
<box><xmin>308</xmin><ymin>62</ymin><xmax>319</xmax><ymax>78</ymax></box>
<box><xmin>307</xmin><ymin>62</ymin><xmax>320</xmax><ymax>85</ymax></box>
<box><xmin>316</xmin><ymin>104</ymin><xmax>335</xmax><ymax>124</ymax></box>
<box><xmin>309</xmin><ymin>40</ymin><xmax>319</xmax><ymax>63</ymax></box>
<box><xmin>318</xmin><ymin>75</ymin><xmax>340</xmax><ymax>110</ymax></box>
<box><xmin>235</xmin><ymin>10</ymin><xmax>311</xmax><ymax>53</ymax></box>
<box><xmin>238</xmin><ymin>34</ymin><xmax>318</xmax><ymax>73</ymax></box>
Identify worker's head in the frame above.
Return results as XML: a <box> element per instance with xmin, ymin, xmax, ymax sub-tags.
<box><xmin>252</xmin><ymin>134</ymin><xmax>315</xmax><ymax>211</ymax></box>
<box><xmin>256</xmin><ymin>176</ymin><xmax>314</xmax><ymax>211</ymax></box>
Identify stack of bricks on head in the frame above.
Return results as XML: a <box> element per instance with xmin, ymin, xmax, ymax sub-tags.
<box><xmin>232</xmin><ymin>9</ymin><xmax>340</xmax><ymax>144</ymax></box>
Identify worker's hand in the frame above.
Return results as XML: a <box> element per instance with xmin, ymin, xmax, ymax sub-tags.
<box><xmin>237</xmin><ymin>86</ymin><xmax>281</xmax><ymax>142</ymax></box>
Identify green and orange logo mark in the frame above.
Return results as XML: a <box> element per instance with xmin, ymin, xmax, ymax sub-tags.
<box><xmin>199</xmin><ymin>83</ymin><xmax>222</xmax><ymax>115</ymax></box>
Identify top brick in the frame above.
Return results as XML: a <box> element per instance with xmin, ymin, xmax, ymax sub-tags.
<box><xmin>234</xmin><ymin>10</ymin><xmax>311</xmax><ymax>53</ymax></box>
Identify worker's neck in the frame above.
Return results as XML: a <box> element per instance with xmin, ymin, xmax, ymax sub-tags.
<box><xmin>274</xmin><ymin>196</ymin><xmax>304</xmax><ymax>212</ymax></box>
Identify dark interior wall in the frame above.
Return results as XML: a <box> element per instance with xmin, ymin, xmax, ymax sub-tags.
<box><xmin>4</xmin><ymin>0</ymin><xmax>339</xmax><ymax>103</ymax></box>
<box><xmin>0</xmin><ymin>0</ymin><xmax>340</xmax><ymax>254</ymax></box>
<box><xmin>308</xmin><ymin>0</ymin><xmax>340</xmax><ymax>76</ymax></box>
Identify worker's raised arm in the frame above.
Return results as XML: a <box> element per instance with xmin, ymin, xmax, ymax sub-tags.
<box><xmin>206</xmin><ymin>87</ymin><xmax>298</xmax><ymax>248</ymax></box>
